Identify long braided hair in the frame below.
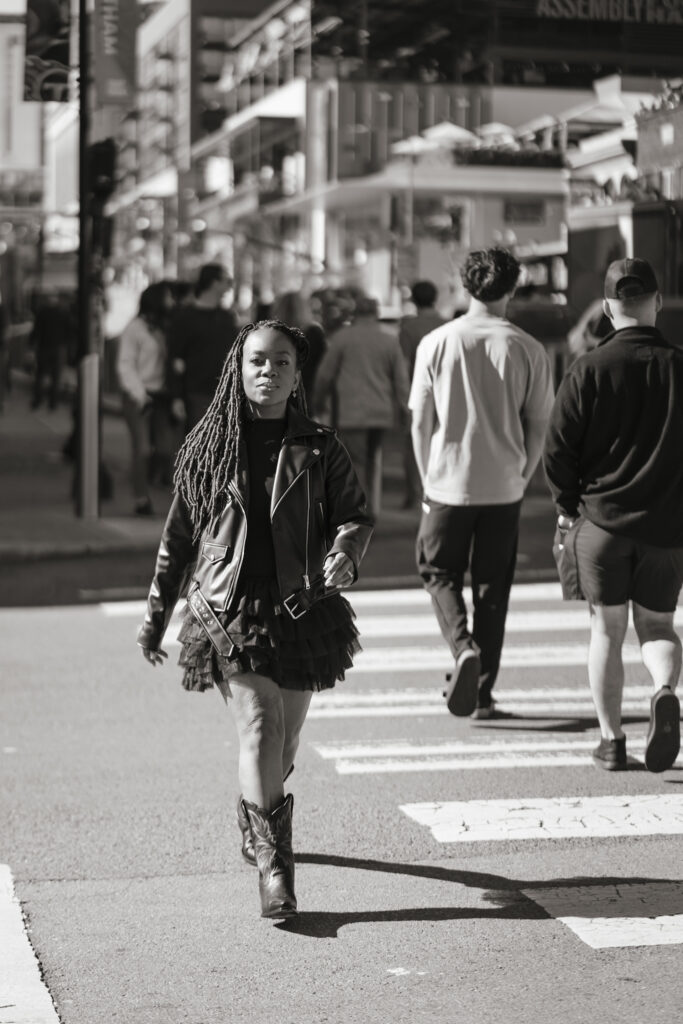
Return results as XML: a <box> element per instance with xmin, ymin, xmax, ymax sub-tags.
<box><xmin>174</xmin><ymin>318</ymin><xmax>310</xmax><ymax>540</ymax></box>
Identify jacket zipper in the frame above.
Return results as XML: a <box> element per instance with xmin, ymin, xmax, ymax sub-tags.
<box><xmin>304</xmin><ymin>468</ymin><xmax>311</xmax><ymax>589</ymax></box>
<box><xmin>270</xmin><ymin>449</ymin><xmax>323</xmax><ymax>518</ymax></box>
<box><xmin>225</xmin><ymin>481</ymin><xmax>246</xmax><ymax>610</ymax></box>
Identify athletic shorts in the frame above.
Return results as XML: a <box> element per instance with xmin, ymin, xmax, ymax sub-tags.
<box><xmin>573</xmin><ymin>518</ymin><xmax>683</xmax><ymax>612</ymax></box>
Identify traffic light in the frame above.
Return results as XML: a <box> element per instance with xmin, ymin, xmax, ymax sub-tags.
<box><xmin>88</xmin><ymin>138</ymin><xmax>117</xmax><ymax>199</ymax></box>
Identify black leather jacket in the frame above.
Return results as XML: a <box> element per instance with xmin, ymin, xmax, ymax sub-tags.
<box><xmin>137</xmin><ymin>407</ymin><xmax>374</xmax><ymax>650</ymax></box>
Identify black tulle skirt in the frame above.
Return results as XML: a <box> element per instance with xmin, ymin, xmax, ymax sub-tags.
<box><xmin>176</xmin><ymin>577</ymin><xmax>361</xmax><ymax>693</ymax></box>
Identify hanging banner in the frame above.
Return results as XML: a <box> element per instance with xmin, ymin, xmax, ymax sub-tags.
<box><xmin>24</xmin><ymin>0</ymin><xmax>71</xmax><ymax>102</ymax></box>
<box><xmin>93</xmin><ymin>0</ymin><xmax>138</xmax><ymax>107</ymax></box>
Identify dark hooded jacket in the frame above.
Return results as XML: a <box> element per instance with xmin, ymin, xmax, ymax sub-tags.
<box><xmin>543</xmin><ymin>326</ymin><xmax>683</xmax><ymax>547</ymax></box>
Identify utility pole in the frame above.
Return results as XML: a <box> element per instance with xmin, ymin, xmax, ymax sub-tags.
<box><xmin>77</xmin><ymin>0</ymin><xmax>99</xmax><ymax>518</ymax></box>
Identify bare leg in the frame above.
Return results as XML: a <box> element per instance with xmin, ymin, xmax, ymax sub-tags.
<box><xmin>281</xmin><ymin>689</ymin><xmax>313</xmax><ymax>780</ymax></box>
<box><xmin>632</xmin><ymin>603</ymin><xmax>682</xmax><ymax>693</ymax></box>
<box><xmin>587</xmin><ymin>603</ymin><xmax>629</xmax><ymax>740</ymax></box>
<box><xmin>229</xmin><ymin>671</ymin><xmax>286</xmax><ymax>812</ymax></box>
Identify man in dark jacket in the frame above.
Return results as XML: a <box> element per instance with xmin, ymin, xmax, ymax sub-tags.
<box><xmin>169</xmin><ymin>263</ymin><xmax>238</xmax><ymax>432</ymax></box>
<box><xmin>544</xmin><ymin>258</ymin><xmax>683</xmax><ymax>774</ymax></box>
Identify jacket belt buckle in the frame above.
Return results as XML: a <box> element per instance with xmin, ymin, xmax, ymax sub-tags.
<box><xmin>283</xmin><ymin>592</ymin><xmax>308</xmax><ymax>620</ymax></box>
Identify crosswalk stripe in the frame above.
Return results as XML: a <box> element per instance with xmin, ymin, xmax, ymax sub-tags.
<box><xmin>313</xmin><ymin>737</ymin><xmax>638</xmax><ymax>758</ymax></box>
<box><xmin>523</xmin><ymin>884</ymin><xmax>683</xmax><ymax>949</ymax></box>
<box><xmin>311</xmin><ymin>736</ymin><xmax>671</xmax><ymax>774</ymax></box>
<box><xmin>307</xmin><ymin>700</ymin><xmax>649</xmax><ymax>719</ymax></box>
<box><xmin>400</xmin><ymin>794</ymin><xmax>683</xmax><ymax>843</ymax></box>
<box><xmin>352</xmin><ymin>609</ymin><xmax>683</xmax><ymax>637</ymax></box>
<box><xmin>98</xmin><ymin>582</ymin><xmax>568</xmax><ymax>618</ymax></box>
<box><xmin>313</xmin><ymin>685</ymin><xmax>654</xmax><ymax>707</ymax></box>
<box><xmin>350</xmin><ymin>643</ymin><xmax>642</xmax><ymax>670</ymax></box>
<box><xmin>308</xmin><ymin>685</ymin><xmax>654</xmax><ymax>719</ymax></box>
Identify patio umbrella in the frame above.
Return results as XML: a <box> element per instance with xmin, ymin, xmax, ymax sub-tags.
<box><xmin>423</xmin><ymin>121</ymin><xmax>479</xmax><ymax>146</ymax></box>
<box><xmin>477</xmin><ymin>121</ymin><xmax>518</xmax><ymax>146</ymax></box>
<box><xmin>391</xmin><ymin>135</ymin><xmax>442</xmax><ymax>156</ymax></box>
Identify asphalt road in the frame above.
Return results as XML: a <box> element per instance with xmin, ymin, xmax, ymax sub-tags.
<box><xmin>2</xmin><ymin>584</ymin><xmax>683</xmax><ymax>1024</ymax></box>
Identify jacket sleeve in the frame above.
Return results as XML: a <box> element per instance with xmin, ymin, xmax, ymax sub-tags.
<box><xmin>116</xmin><ymin>320</ymin><xmax>147</xmax><ymax>406</ymax></box>
<box><xmin>168</xmin><ymin>310</ymin><xmax>187</xmax><ymax>401</ymax></box>
<box><xmin>324</xmin><ymin>434</ymin><xmax>374</xmax><ymax>581</ymax></box>
<box><xmin>543</xmin><ymin>366</ymin><xmax>590</xmax><ymax>519</ymax></box>
<box><xmin>390</xmin><ymin>338</ymin><xmax>411</xmax><ymax>415</ymax></box>
<box><xmin>312</xmin><ymin>338</ymin><xmax>342</xmax><ymax>413</ymax></box>
<box><xmin>137</xmin><ymin>493</ymin><xmax>198</xmax><ymax>650</ymax></box>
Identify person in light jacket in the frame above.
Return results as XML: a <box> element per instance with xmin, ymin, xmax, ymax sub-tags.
<box><xmin>117</xmin><ymin>282</ymin><xmax>175</xmax><ymax>514</ymax></box>
<box><xmin>137</xmin><ymin>319</ymin><xmax>373</xmax><ymax>920</ymax></box>
<box><xmin>313</xmin><ymin>295</ymin><xmax>409</xmax><ymax>517</ymax></box>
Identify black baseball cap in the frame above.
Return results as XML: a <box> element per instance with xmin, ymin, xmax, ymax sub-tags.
<box><xmin>604</xmin><ymin>258</ymin><xmax>658</xmax><ymax>299</ymax></box>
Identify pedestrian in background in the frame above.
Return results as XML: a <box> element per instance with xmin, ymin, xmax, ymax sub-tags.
<box><xmin>398</xmin><ymin>280</ymin><xmax>445</xmax><ymax>508</ymax></box>
<box><xmin>30</xmin><ymin>291</ymin><xmax>72</xmax><ymax>410</ymax></box>
<box><xmin>544</xmin><ymin>258</ymin><xmax>683</xmax><ymax>773</ymax></box>
<box><xmin>0</xmin><ymin>291</ymin><xmax>7</xmax><ymax>414</ymax></box>
<box><xmin>137</xmin><ymin>318</ymin><xmax>373</xmax><ymax>920</ymax></box>
<box><xmin>271</xmin><ymin>290</ymin><xmax>327</xmax><ymax>399</ymax></box>
<box><xmin>313</xmin><ymin>294</ymin><xmax>409</xmax><ymax>518</ymax></box>
<box><xmin>169</xmin><ymin>263</ymin><xmax>238</xmax><ymax>432</ymax></box>
<box><xmin>165</xmin><ymin>279</ymin><xmax>194</xmax><ymax>308</ymax></box>
<box><xmin>411</xmin><ymin>248</ymin><xmax>554</xmax><ymax>719</ymax></box>
<box><xmin>117</xmin><ymin>281</ymin><xmax>175</xmax><ymax>515</ymax></box>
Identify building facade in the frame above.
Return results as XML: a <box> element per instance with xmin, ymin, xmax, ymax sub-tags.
<box><xmin>0</xmin><ymin>4</ymin><xmax>44</xmax><ymax>322</ymax></box>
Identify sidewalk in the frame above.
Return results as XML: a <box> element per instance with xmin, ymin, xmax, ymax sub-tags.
<box><xmin>0</xmin><ymin>378</ymin><xmax>558</xmax><ymax>602</ymax></box>
<box><xmin>0</xmin><ymin>381</ymin><xmax>172</xmax><ymax>562</ymax></box>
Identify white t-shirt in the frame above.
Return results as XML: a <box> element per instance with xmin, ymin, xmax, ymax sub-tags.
<box><xmin>409</xmin><ymin>312</ymin><xmax>554</xmax><ymax>505</ymax></box>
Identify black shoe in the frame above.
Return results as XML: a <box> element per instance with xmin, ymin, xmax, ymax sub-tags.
<box><xmin>644</xmin><ymin>687</ymin><xmax>680</xmax><ymax>773</ymax></box>
<box><xmin>592</xmin><ymin>736</ymin><xmax>627</xmax><ymax>771</ymax></box>
<box><xmin>445</xmin><ymin>649</ymin><xmax>480</xmax><ymax>717</ymax></box>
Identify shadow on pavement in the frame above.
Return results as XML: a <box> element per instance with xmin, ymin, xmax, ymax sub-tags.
<box><xmin>278</xmin><ymin>854</ymin><xmax>679</xmax><ymax>937</ymax></box>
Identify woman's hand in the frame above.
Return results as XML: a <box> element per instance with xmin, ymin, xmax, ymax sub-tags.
<box><xmin>141</xmin><ymin>646</ymin><xmax>168</xmax><ymax>667</ymax></box>
<box><xmin>323</xmin><ymin>552</ymin><xmax>355</xmax><ymax>589</ymax></box>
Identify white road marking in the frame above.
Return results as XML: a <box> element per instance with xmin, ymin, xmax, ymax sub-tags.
<box><xmin>346</xmin><ymin>608</ymin><xmax>683</xmax><ymax>638</ymax></box>
<box><xmin>311</xmin><ymin>735</ymin><xmax>667</xmax><ymax>774</ymax></box>
<box><xmin>347</xmin><ymin>644</ymin><xmax>643</xmax><ymax>672</ymax></box>
<box><xmin>400</xmin><ymin>794</ymin><xmax>683</xmax><ymax>843</ymax></box>
<box><xmin>307</xmin><ymin>684</ymin><xmax>656</xmax><ymax>719</ymax></box>
<box><xmin>0</xmin><ymin>864</ymin><xmax>60</xmax><ymax>1023</ymax></box>
<box><xmin>307</xmin><ymin>700</ymin><xmax>649</xmax><ymax>720</ymax></box>
<box><xmin>313</xmin><ymin>685</ymin><xmax>655</xmax><ymax>708</ymax></box>
<box><xmin>313</xmin><ymin>737</ymin><xmax>618</xmax><ymax>759</ymax></box>
<box><xmin>98</xmin><ymin>582</ymin><xmax>567</xmax><ymax>618</ymax></box>
<box><xmin>523</xmin><ymin>883</ymin><xmax>683</xmax><ymax>948</ymax></box>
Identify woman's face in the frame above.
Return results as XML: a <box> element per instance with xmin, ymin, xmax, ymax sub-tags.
<box><xmin>242</xmin><ymin>326</ymin><xmax>300</xmax><ymax>419</ymax></box>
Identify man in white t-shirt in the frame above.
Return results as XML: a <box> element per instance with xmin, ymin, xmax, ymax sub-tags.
<box><xmin>410</xmin><ymin>248</ymin><xmax>554</xmax><ymax>719</ymax></box>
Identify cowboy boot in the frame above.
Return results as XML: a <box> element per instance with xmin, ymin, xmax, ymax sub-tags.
<box><xmin>236</xmin><ymin>765</ymin><xmax>294</xmax><ymax>867</ymax></box>
<box><xmin>243</xmin><ymin>794</ymin><xmax>297</xmax><ymax>919</ymax></box>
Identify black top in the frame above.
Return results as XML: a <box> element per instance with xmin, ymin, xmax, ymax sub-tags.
<box><xmin>543</xmin><ymin>326</ymin><xmax>683</xmax><ymax>547</ymax></box>
<box><xmin>241</xmin><ymin>418</ymin><xmax>286</xmax><ymax>577</ymax></box>
<box><xmin>169</xmin><ymin>306</ymin><xmax>238</xmax><ymax>399</ymax></box>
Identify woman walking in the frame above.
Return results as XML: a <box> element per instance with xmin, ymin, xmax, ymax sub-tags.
<box><xmin>117</xmin><ymin>282</ymin><xmax>176</xmax><ymax>514</ymax></box>
<box><xmin>137</xmin><ymin>319</ymin><xmax>373</xmax><ymax>920</ymax></box>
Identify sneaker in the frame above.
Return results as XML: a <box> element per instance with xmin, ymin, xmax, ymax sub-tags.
<box><xmin>445</xmin><ymin>648</ymin><xmax>480</xmax><ymax>717</ymax></box>
<box><xmin>644</xmin><ymin>687</ymin><xmax>680</xmax><ymax>773</ymax></box>
<box><xmin>592</xmin><ymin>736</ymin><xmax>627</xmax><ymax>771</ymax></box>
